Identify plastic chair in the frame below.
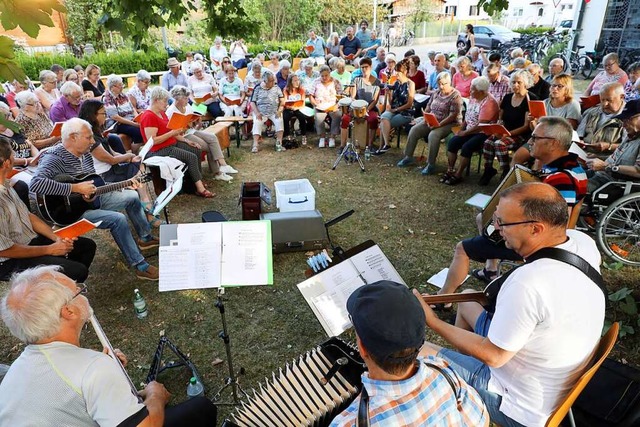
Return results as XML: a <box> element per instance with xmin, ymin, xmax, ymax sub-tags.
<box><xmin>545</xmin><ymin>322</ymin><xmax>620</xmax><ymax>427</ymax></box>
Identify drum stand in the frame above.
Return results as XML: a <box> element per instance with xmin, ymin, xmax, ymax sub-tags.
<box><xmin>332</xmin><ymin>119</ymin><xmax>365</xmax><ymax>172</ymax></box>
<box><xmin>212</xmin><ymin>288</ymin><xmax>248</xmax><ymax>406</ymax></box>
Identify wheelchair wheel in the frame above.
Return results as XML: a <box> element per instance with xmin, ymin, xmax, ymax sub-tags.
<box><xmin>595</xmin><ymin>193</ymin><xmax>640</xmax><ymax>266</ymax></box>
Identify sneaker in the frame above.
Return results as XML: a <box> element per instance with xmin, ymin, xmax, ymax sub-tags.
<box><xmin>378</xmin><ymin>144</ymin><xmax>391</xmax><ymax>153</ymax></box>
<box><xmin>478</xmin><ymin>167</ymin><xmax>497</xmax><ymax>186</ymax></box>
<box><xmin>328</xmin><ymin>138</ymin><xmax>336</xmax><ymax>148</ymax></box>
<box><xmin>421</xmin><ymin>164</ymin><xmax>435</xmax><ymax>175</ymax></box>
<box><xmin>219</xmin><ymin>165</ymin><xmax>238</xmax><ymax>174</ymax></box>
<box><xmin>136</xmin><ymin>265</ymin><xmax>159</xmax><ymax>281</ymax></box>
<box><xmin>301</xmin><ymin>136</ymin><xmax>307</xmax><ymax>145</ymax></box>
<box><xmin>214</xmin><ymin>172</ymin><xmax>233</xmax><ymax>182</ymax></box>
<box><xmin>397</xmin><ymin>157</ymin><xmax>416</xmax><ymax>167</ymax></box>
<box><xmin>318</xmin><ymin>138</ymin><xmax>326</xmax><ymax>148</ymax></box>
<box><xmin>138</xmin><ymin>237</ymin><xmax>159</xmax><ymax>250</ymax></box>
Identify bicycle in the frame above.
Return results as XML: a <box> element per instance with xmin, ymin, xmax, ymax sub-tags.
<box><xmin>263</xmin><ymin>46</ymin><xmax>291</xmax><ymax>62</ymax></box>
<box><xmin>550</xmin><ymin>45</ymin><xmax>593</xmax><ymax>79</ymax></box>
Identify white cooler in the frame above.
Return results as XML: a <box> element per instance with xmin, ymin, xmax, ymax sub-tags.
<box><xmin>274</xmin><ymin>179</ymin><xmax>316</xmax><ymax>212</ymax></box>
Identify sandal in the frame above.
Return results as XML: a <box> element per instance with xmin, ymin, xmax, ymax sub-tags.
<box><xmin>251</xmin><ymin>145</ymin><xmax>259</xmax><ymax>153</ymax></box>
<box><xmin>195</xmin><ymin>189</ymin><xmax>216</xmax><ymax>198</ymax></box>
<box><xmin>141</xmin><ymin>202</ymin><xmax>165</xmax><ymax>228</ymax></box>
<box><xmin>444</xmin><ymin>175</ymin><xmax>462</xmax><ymax>186</ymax></box>
<box><xmin>471</xmin><ymin>268</ymin><xmax>497</xmax><ymax>283</ymax></box>
<box><xmin>439</xmin><ymin>171</ymin><xmax>454</xmax><ymax>183</ymax></box>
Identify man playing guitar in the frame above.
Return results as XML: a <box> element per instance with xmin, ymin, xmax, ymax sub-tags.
<box><xmin>30</xmin><ymin>118</ymin><xmax>160</xmax><ymax>281</ymax></box>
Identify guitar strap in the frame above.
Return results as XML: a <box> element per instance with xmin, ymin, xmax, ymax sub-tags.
<box><xmin>484</xmin><ymin>246</ymin><xmax>607</xmax><ymax>314</ymax></box>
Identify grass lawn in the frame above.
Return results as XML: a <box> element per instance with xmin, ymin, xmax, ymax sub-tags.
<box><xmin>2</xmin><ymin>78</ymin><xmax>638</xmax><ymax>422</ymax></box>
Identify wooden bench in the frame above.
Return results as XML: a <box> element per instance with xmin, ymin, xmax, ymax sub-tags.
<box><xmin>204</xmin><ymin>121</ymin><xmax>233</xmax><ymax>156</ymax></box>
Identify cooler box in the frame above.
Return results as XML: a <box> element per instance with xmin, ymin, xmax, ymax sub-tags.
<box><xmin>274</xmin><ymin>179</ymin><xmax>316</xmax><ymax>212</ymax></box>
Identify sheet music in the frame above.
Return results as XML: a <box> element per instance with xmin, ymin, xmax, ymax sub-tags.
<box><xmin>427</xmin><ymin>267</ymin><xmax>468</xmax><ymax>289</ymax></box>
<box><xmin>220</xmin><ymin>221</ymin><xmax>273</xmax><ymax>286</ymax></box>
<box><xmin>159</xmin><ymin>221</ymin><xmax>272</xmax><ymax>291</ymax></box>
<box><xmin>297</xmin><ymin>244</ymin><xmax>404</xmax><ymax>337</ymax></box>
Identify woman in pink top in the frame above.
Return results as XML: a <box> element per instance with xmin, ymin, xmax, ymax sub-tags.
<box><xmin>584</xmin><ymin>53</ymin><xmax>629</xmax><ymax>96</ymax></box>
<box><xmin>443</xmin><ymin>76</ymin><xmax>498</xmax><ymax>185</ymax></box>
<box><xmin>451</xmin><ymin>56</ymin><xmax>478</xmax><ymax>98</ymax></box>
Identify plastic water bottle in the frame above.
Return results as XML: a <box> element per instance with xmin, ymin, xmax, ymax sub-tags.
<box><xmin>133</xmin><ymin>289</ymin><xmax>148</xmax><ymax>319</ymax></box>
<box><xmin>364</xmin><ymin>146</ymin><xmax>371</xmax><ymax>161</ymax></box>
<box><xmin>275</xmin><ymin>140</ymin><xmax>283</xmax><ymax>152</ymax></box>
<box><xmin>186</xmin><ymin>376</ymin><xmax>204</xmax><ymax>398</ymax></box>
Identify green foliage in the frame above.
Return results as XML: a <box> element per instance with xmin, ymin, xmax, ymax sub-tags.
<box><xmin>477</xmin><ymin>0</ymin><xmax>510</xmax><ymax>16</ymax></box>
<box><xmin>64</xmin><ymin>0</ymin><xmax>110</xmax><ymax>49</ymax></box>
<box><xmin>15</xmin><ymin>49</ymin><xmax>171</xmax><ymax>81</ymax></box>
<box><xmin>607</xmin><ymin>287</ymin><xmax>640</xmax><ymax>339</ymax></box>
<box><xmin>317</xmin><ymin>0</ymin><xmax>373</xmax><ymax>30</ymax></box>
<box><xmin>248</xmin><ymin>41</ymin><xmax>305</xmax><ymax>56</ymax></box>
<box><xmin>515</xmin><ymin>27</ymin><xmax>554</xmax><ymax>35</ymax></box>
<box><xmin>243</xmin><ymin>0</ymin><xmax>320</xmax><ymax>41</ymax></box>
<box><xmin>0</xmin><ymin>0</ymin><xmax>65</xmax><ymax>38</ymax></box>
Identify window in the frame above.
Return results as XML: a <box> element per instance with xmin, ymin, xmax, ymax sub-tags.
<box><xmin>538</xmin><ymin>7</ymin><xmax>544</xmax><ymax>17</ymax></box>
<box><xmin>445</xmin><ymin>5</ymin><xmax>457</xmax><ymax>15</ymax></box>
<box><xmin>513</xmin><ymin>8</ymin><xmax>523</xmax><ymax>17</ymax></box>
<box><xmin>567</xmin><ymin>4</ymin><xmax>573</xmax><ymax>9</ymax></box>
<box><xmin>469</xmin><ymin>5</ymin><xmax>479</xmax><ymax>16</ymax></box>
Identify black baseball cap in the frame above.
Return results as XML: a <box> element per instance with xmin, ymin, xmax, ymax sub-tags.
<box><xmin>346</xmin><ymin>280</ymin><xmax>425</xmax><ymax>362</ymax></box>
<box><xmin>615</xmin><ymin>99</ymin><xmax>640</xmax><ymax>121</ymax></box>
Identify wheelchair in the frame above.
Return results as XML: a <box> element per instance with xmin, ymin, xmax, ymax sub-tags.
<box><xmin>580</xmin><ymin>180</ymin><xmax>640</xmax><ymax>266</ymax></box>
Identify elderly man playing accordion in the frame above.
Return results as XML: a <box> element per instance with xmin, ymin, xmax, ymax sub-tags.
<box><xmin>0</xmin><ymin>266</ymin><xmax>217</xmax><ymax>426</ymax></box>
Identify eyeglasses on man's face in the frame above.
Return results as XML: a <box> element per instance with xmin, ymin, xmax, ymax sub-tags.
<box><xmin>71</xmin><ymin>283</ymin><xmax>88</xmax><ymax>300</ymax></box>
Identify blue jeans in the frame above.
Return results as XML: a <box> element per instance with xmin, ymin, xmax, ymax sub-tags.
<box><xmin>81</xmin><ymin>189</ymin><xmax>151</xmax><ymax>267</ymax></box>
<box><xmin>438</xmin><ymin>312</ymin><xmax>525</xmax><ymax>427</ymax></box>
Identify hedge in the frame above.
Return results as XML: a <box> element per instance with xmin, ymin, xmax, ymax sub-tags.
<box><xmin>15</xmin><ymin>40</ymin><xmax>305</xmax><ymax>82</ymax></box>
<box><xmin>514</xmin><ymin>27</ymin><xmax>554</xmax><ymax>35</ymax></box>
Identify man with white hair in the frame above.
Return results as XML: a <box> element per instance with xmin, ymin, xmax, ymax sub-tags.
<box><xmin>0</xmin><ymin>266</ymin><xmax>217</xmax><ymax>425</ymax></box>
<box><xmin>372</xmin><ymin>46</ymin><xmax>386</xmax><ymax>74</ymax></box>
<box><xmin>546</xmin><ymin>57</ymin><xmax>565</xmax><ymax>83</ymax></box>
<box><xmin>0</xmin><ymin>137</ymin><xmax>95</xmax><ymax>282</ymax></box>
<box><xmin>527</xmin><ymin>63</ymin><xmax>550</xmax><ymax>100</ymax></box>
<box><xmin>468</xmin><ymin>47</ymin><xmax>483</xmax><ymax>74</ymax></box>
<box><xmin>30</xmin><ymin>118</ymin><xmax>160</xmax><ymax>280</ymax></box>
<box><xmin>49</xmin><ymin>81</ymin><xmax>84</xmax><ymax>123</ymax></box>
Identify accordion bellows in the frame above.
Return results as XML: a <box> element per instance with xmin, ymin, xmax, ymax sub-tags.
<box><xmin>224</xmin><ymin>337</ymin><xmax>365</xmax><ymax>427</ymax></box>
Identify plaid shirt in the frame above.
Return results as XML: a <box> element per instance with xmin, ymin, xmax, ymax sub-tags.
<box><xmin>330</xmin><ymin>357</ymin><xmax>488</xmax><ymax>427</ymax></box>
<box><xmin>489</xmin><ymin>75</ymin><xmax>511</xmax><ymax>104</ymax></box>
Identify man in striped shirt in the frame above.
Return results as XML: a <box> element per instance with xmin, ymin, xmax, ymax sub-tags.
<box><xmin>30</xmin><ymin>118</ymin><xmax>159</xmax><ymax>281</ymax></box>
<box><xmin>330</xmin><ymin>280</ymin><xmax>488</xmax><ymax>427</ymax></box>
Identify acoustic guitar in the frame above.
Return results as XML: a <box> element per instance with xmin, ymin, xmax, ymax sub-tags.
<box><xmin>36</xmin><ymin>173</ymin><xmax>152</xmax><ymax>225</ymax></box>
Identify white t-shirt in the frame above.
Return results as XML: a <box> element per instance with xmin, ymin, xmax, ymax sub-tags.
<box><xmin>166</xmin><ymin>102</ymin><xmax>194</xmax><ymax>119</ymax></box>
<box><xmin>229</xmin><ymin>43</ymin><xmax>247</xmax><ymax>62</ymax></box>
<box><xmin>0</xmin><ymin>342</ymin><xmax>145</xmax><ymax>426</ymax></box>
<box><xmin>487</xmin><ymin>229</ymin><xmax>605</xmax><ymax>427</ymax></box>
<box><xmin>188</xmin><ymin>74</ymin><xmax>217</xmax><ymax>105</ymax></box>
<box><xmin>209</xmin><ymin>46</ymin><xmax>228</xmax><ymax>66</ymax></box>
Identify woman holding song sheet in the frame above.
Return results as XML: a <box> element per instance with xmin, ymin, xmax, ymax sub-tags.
<box><xmin>511</xmin><ymin>73</ymin><xmax>582</xmax><ymax>168</ymax></box>
<box><xmin>166</xmin><ymin>85</ymin><xmax>236</xmax><ymax>182</ymax></box>
<box><xmin>283</xmin><ymin>74</ymin><xmax>311</xmax><ymax>145</ymax></box>
<box><xmin>139</xmin><ymin>87</ymin><xmax>214</xmax><ymax>198</ymax></box>
<box><xmin>188</xmin><ymin>62</ymin><xmax>223</xmax><ymax>119</ymax></box>
<box><xmin>218</xmin><ymin>66</ymin><xmax>246</xmax><ymax>117</ymax></box>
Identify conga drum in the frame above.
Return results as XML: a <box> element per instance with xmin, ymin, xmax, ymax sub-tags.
<box><xmin>338</xmin><ymin>97</ymin><xmax>353</xmax><ymax>115</ymax></box>
<box><xmin>350</xmin><ymin>99</ymin><xmax>369</xmax><ymax>146</ymax></box>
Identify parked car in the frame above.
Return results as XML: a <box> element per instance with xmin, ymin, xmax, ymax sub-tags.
<box><xmin>456</xmin><ymin>25</ymin><xmax>521</xmax><ymax>50</ymax></box>
<box><xmin>555</xmin><ymin>19</ymin><xmax>573</xmax><ymax>34</ymax></box>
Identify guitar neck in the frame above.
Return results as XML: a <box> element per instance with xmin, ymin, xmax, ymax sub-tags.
<box><xmin>421</xmin><ymin>291</ymin><xmax>488</xmax><ymax>307</ymax></box>
<box><xmin>94</xmin><ymin>178</ymin><xmax>136</xmax><ymax>196</ymax></box>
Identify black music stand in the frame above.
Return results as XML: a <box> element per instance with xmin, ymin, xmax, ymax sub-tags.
<box><xmin>211</xmin><ymin>288</ymin><xmax>249</xmax><ymax>406</ymax></box>
<box><xmin>146</xmin><ymin>335</ymin><xmax>204</xmax><ymax>387</ymax></box>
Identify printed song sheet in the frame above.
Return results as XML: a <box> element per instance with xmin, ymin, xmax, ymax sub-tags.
<box><xmin>221</xmin><ymin>221</ymin><xmax>273</xmax><ymax>286</ymax></box>
<box><xmin>159</xmin><ymin>221</ymin><xmax>272</xmax><ymax>291</ymax></box>
<box><xmin>297</xmin><ymin>244</ymin><xmax>405</xmax><ymax>336</ymax></box>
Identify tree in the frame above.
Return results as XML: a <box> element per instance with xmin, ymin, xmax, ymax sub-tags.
<box><xmin>317</xmin><ymin>0</ymin><xmax>373</xmax><ymax>31</ymax></box>
<box><xmin>100</xmin><ymin>0</ymin><xmax>256</xmax><ymax>48</ymax></box>
<box><xmin>65</xmin><ymin>0</ymin><xmax>111</xmax><ymax>49</ymax></box>
<box><xmin>242</xmin><ymin>0</ymin><xmax>320</xmax><ymax>41</ymax></box>
<box><xmin>477</xmin><ymin>0</ymin><xmax>511</xmax><ymax>16</ymax></box>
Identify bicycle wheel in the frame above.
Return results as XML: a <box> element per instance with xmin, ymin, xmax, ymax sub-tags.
<box><xmin>595</xmin><ymin>193</ymin><xmax>640</xmax><ymax>266</ymax></box>
<box><xmin>578</xmin><ymin>55</ymin><xmax>593</xmax><ymax>79</ymax></box>
<box><xmin>407</xmin><ymin>36</ymin><xmax>414</xmax><ymax>47</ymax></box>
<box><xmin>550</xmin><ymin>53</ymin><xmax>570</xmax><ymax>74</ymax></box>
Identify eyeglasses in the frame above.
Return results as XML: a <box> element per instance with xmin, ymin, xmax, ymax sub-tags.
<box><xmin>97</xmin><ymin>111</ymin><xmax>107</xmax><ymax>116</ymax></box>
<box><xmin>71</xmin><ymin>283</ymin><xmax>88</xmax><ymax>300</ymax></box>
<box><xmin>493</xmin><ymin>215</ymin><xmax>538</xmax><ymax>228</ymax></box>
<box><xmin>550</xmin><ymin>83</ymin><xmax>565</xmax><ymax>89</ymax></box>
<box><xmin>223</xmin><ymin>60</ymin><xmax>230</xmax><ymax>63</ymax></box>
<box><xmin>604</xmin><ymin>62</ymin><xmax>616</xmax><ymax>68</ymax></box>
<box><xmin>529</xmin><ymin>134</ymin><xmax>555</xmax><ymax>143</ymax></box>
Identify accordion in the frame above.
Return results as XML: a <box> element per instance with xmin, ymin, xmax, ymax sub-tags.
<box><xmin>222</xmin><ymin>337</ymin><xmax>365</xmax><ymax>427</ymax></box>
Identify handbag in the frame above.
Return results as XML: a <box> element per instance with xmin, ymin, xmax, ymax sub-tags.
<box><xmin>572</xmin><ymin>358</ymin><xmax>640</xmax><ymax>426</ymax></box>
